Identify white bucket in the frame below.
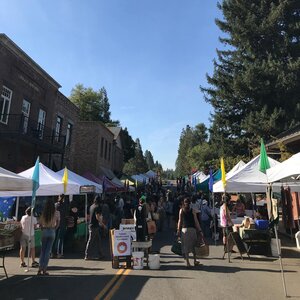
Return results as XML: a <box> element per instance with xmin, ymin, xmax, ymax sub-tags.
<box><xmin>132</xmin><ymin>251</ymin><xmax>144</xmax><ymax>270</ymax></box>
<box><xmin>295</xmin><ymin>231</ymin><xmax>300</xmax><ymax>249</ymax></box>
<box><xmin>148</xmin><ymin>254</ymin><xmax>160</xmax><ymax>270</ymax></box>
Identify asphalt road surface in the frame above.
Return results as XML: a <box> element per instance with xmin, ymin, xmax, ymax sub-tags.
<box><xmin>0</xmin><ymin>228</ymin><xmax>299</xmax><ymax>300</ymax></box>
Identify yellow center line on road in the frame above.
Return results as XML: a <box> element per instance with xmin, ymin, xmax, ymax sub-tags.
<box><xmin>94</xmin><ymin>268</ymin><xmax>126</xmax><ymax>300</ymax></box>
<box><xmin>103</xmin><ymin>268</ymin><xmax>131</xmax><ymax>300</ymax></box>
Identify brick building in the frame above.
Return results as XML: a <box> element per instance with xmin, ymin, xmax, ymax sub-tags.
<box><xmin>0</xmin><ymin>34</ymin><xmax>78</xmax><ymax>172</ymax></box>
<box><xmin>0</xmin><ymin>34</ymin><xmax>125</xmax><ymax>177</ymax></box>
<box><xmin>73</xmin><ymin>121</ymin><xmax>119</xmax><ymax>176</ymax></box>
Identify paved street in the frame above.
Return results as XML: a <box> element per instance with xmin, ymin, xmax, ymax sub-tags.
<box><xmin>0</xmin><ymin>229</ymin><xmax>299</xmax><ymax>300</ymax></box>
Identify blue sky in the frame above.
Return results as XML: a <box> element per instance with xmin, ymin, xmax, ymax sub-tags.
<box><xmin>0</xmin><ymin>0</ymin><xmax>222</xmax><ymax>170</ymax></box>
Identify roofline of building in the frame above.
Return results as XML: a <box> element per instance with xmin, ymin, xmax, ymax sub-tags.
<box><xmin>266</xmin><ymin>130</ymin><xmax>300</xmax><ymax>148</ymax></box>
<box><xmin>0</xmin><ymin>33</ymin><xmax>61</xmax><ymax>89</ymax></box>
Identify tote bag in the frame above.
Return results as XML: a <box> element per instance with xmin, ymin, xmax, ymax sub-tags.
<box><xmin>171</xmin><ymin>239</ymin><xmax>182</xmax><ymax>256</ymax></box>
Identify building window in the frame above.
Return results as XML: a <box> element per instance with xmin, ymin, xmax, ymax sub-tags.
<box><xmin>65</xmin><ymin>122</ymin><xmax>73</xmax><ymax>146</ymax></box>
<box><xmin>101</xmin><ymin>137</ymin><xmax>104</xmax><ymax>157</ymax></box>
<box><xmin>0</xmin><ymin>86</ymin><xmax>12</xmax><ymax>124</ymax></box>
<box><xmin>55</xmin><ymin>116</ymin><xmax>63</xmax><ymax>142</ymax></box>
<box><xmin>108</xmin><ymin>143</ymin><xmax>111</xmax><ymax>161</ymax></box>
<box><xmin>104</xmin><ymin>140</ymin><xmax>108</xmax><ymax>160</ymax></box>
<box><xmin>21</xmin><ymin>99</ymin><xmax>31</xmax><ymax>134</ymax></box>
<box><xmin>37</xmin><ymin>109</ymin><xmax>46</xmax><ymax>140</ymax></box>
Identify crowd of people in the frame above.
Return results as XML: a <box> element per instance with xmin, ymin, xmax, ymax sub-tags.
<box><xmin>18</xmin><ymin>183</ymin><xmax>270</xmax><ymax>274</ymax></box>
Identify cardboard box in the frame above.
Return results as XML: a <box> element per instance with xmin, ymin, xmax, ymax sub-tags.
<box><xmin>121</xmin><ymin>219</ymin><xmax>134</xmax><ymax>225</ymax></box>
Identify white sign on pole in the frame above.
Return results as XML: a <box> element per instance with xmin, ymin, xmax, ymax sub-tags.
<box><xmin>113</xmin><ymin>230</ymin><xmax>131</xmax><ymax>256</ymax></box>
<box><xmin>119</xmin><ymin>224</ymin><xmax>136</xmax><ymax>241</ymax></box>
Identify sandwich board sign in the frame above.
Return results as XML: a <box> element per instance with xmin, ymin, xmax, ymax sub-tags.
<box><xmin>113</xmin><ymin>230</ymin><xmax>131</xmax><ymax>256</ymax></box>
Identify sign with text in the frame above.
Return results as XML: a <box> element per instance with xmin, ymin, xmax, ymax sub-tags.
<box><xmin>113</xmin><ymin>230</ymin><xmax>131</xmax><ymax>256</ymax></box>
<box><xmin>119</xmin><ymin>224</ymin><xmax>136</xmax><ymax>241</ymax></box>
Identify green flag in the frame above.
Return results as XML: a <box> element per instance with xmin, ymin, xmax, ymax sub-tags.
<box><xmin>259</xmin><ymin>138</ymin><xmax>270</xmax><ymax>173</ymax></box>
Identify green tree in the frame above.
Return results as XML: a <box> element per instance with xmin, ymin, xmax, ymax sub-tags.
<box><xmin>122</xmin><ymin>138</ymin><xmax>148</xmax><ymax>175</ymax></box>
<box><xmin>70</xmin><ymin>84</ymin><xmax>114</xmax><ymax>124</ymax></box>
<box><xmin>120</xmin><ymin>127</ymin><xmax>135</xmax><ymax>163</ymax></box>
<box><xmin>144</xmin><ymin>150</ymin><xmax>155</xmax><ymax>170</ymax></box>
<box><xmin>176</xmin><ymin>123</ymin><xmax>209</xmax><ymax>175</ymax></box>
<box><xmin>201</xmin><ymin>0</ymin><xmax>300</xmax><ymax>157</ymax></box>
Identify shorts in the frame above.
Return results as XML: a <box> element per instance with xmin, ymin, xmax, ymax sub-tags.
<box><xmin>20</xmin><ymin>234</ymin><xmax>35</xmax><ymax>248</ymax></box>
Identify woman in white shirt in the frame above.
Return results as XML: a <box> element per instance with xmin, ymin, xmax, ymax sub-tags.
<box><xmin>19</xmin><ymin>207</ymin><xmax>39</xmax><ymax>268</ymax></box>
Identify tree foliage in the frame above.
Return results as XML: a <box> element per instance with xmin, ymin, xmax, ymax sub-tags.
<box><xmin>200</xmin><ymin>0</ymin><xmax>300</xmax><ymax>158</ymax></box>
<box><xmin>70</xmin><ymin>84</ymin><xmax>117</xmax><ymax>124</ymax></box>
<box><xmin>122</xmin><ymin>138</ymin><xmax>148</xmax><ymax>175</ymax></box>
<box><xmin>144</xmin><ymin>150</ymin><xmax>155</xmax><ymax>170</ymax></box>
<box><xmin>120</xmin><ymin>127</ymin><xmax>135</xmax><ymax>163</ymax></box>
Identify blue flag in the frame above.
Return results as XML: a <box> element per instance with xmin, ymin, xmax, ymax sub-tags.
<box><xmin>31</xmin><ymin>157</ymin><xmax>40</xmax><ymax>208</ymax></box>
<box><xmin>208</xmin><ymin>168</ymin><xmax>214</xmax><ymax>192</ymax></box>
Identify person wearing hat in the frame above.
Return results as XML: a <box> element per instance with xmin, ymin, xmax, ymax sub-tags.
<box><xmin>200</xmin><ymin>199</ymin><xmax>212</xmax><ymax>238</ymax></box>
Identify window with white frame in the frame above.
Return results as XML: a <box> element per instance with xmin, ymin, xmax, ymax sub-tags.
<box><xmin>55</xmin><ymin>116</ymin><xmax>63</xmax><ymax>142</ymax></box>
<box><xmin>0</xmin><ymin>86</ymin><xmax>12</xmax><ymax>124</ymax></box>
<box><xmin>65</xmin><ymin>122</ymin><xmax>73</xmax><ymax>146</ymax></box>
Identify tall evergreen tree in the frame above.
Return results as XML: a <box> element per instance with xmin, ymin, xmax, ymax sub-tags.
<box><xmin>122</xmin><ymin>138</ymin><xmax>148</xmax><ymax>175</ymax></box>
<box><xmin>144</xmin><ymin>150</ymin><xmax>155</xmax><ymax>170</ymax></box>
<box><xmin>99</xmin><ymin>87</ymin><xmax>111</xmax><ymax>124</ymax></box>
<box><xmin>201</xmin><ymin>0</ymin><xmax>300</xmax><ymax>156</ymax></box>
<box><xmin>120</xmin><ymin>127</ymin><xmax>135</xmax><ymax>163</ymax></box>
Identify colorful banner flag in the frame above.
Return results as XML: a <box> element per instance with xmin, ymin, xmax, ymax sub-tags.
<box><xmin>221</xmin><ymin>157</ymin><xmax>226</xmax><ymax>189</ymax></box>
<box><xmin>62</xmin><ymin>167</ymin><xmax>68</xmax><ymax>194</ymax></box>
<box><xmin>208</xmin><ymin>168</ymin><xmax>214</xmax><ymax>192</ymax></box>
<box><xmin>31</xmin><ymin>157</ymin><xmax>40</xmax><ymax>208</ymax></box>
<box><xmin>259</xmin><ymin>138</ymin><xmax>270</xmax><ymax>173</ymax></box>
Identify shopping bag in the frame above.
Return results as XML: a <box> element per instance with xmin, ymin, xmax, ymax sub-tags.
<box><xmin>195</xmin><ymin>243</ymin><xmax>209</xmax><ymax>257</ymax></box>
<box><xmin>147</xmin><ymin>220</ymin><xmax>157</xmax><ymax>234</ymax></box>
<box><xmin>171</xmin><ymin>239</ymin><xmax>182</xmax><ymax>256</ymax></box>
<box><xmin>195</xmin><ymin>231</ymin><xmax>209</xmax><ymax>257</ymax></box>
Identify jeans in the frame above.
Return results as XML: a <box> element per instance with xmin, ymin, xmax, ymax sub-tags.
<box><xmin>53</xmin><ymin>226</ymin><xmax>66</xmax><ymax>255</ymax></box>
<box><xmin>39</xmin><ymin>228</ymin><xmax>55</xmax><ymax>270</ymax></box>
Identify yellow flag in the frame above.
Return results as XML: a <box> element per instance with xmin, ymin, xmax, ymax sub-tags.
<box><xmin>62</xmin><ymin>167</ymin><xmax>68</xmax><ymax>194</ymax></box>
<box><xmin>221</xmin><ymin>157</ymin><xmax>226</xmax><ymax>189</ymax></box>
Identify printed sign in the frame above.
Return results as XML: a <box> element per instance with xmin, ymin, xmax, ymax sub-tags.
<box><xmin>119</xmin><ymin>224</ymin><xmax>136</xmax><ymax>241</ymax></box>
<box><xmin>113</xmin><ymin>230</ymin><xmax>131</xmax><ymax>256</ymax></box>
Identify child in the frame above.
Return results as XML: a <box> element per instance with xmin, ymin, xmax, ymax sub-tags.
<box><xmin>19</xmin><ymin>207</ymin><xmax>39</xmax><ymax>268</ymax></box>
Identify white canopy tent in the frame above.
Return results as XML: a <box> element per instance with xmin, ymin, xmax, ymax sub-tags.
<box><xmin>192</xmin><ymin>171</ymin><xmax>207</xmax><ymax>183</ymax></box>
<box><xmin>266</xmin><ymin>152</ymin><xmax>300</xmax><ymax>183</ymax></box>
<box><xmin>0</xmin><ymin>163</ymin><xmax>80</xmax><ymax>196</ymax></box>
<box><xmin>131</xmin><ymin>174</ymin><xmax>145</xmax><ymax>183</ymax></box>
<box><xmin>0</xmin><ymin>167</ymin><xmax>33</xmax><ymax>191</ymax></box>
<box><xmin>146</xmin><ymin>170</ymin><xmax>156</xmax><ymax>178</ymax></box>
<box><xmin>56</xmin><ymin>169</ymin><xmax>102</xmax><ymax>193</ymax></box>
<box><xmin>213</xmin><ymin>155</ymin><xmax>279</xmax><ymax>193</ymax></box>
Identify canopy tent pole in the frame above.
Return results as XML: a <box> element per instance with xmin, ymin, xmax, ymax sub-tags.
<box><xmin>274</xmin><ymin>224</ymin><xmax>287</xmax><ymax>297</ymax></box>
<box><xmin>212</xmin><ymin>192</ymin><xmax>217</xmax><ymax>246</ymax></box>
<box><xmin>251</xmin><ymin>193</ymin><xmax>255</xmax><ymax>219</ymax></box>
<box><xmin>267</xmin><ymin>184</ymin><xmax>287</xmax><ymax>298</ymax></box>
<box><xmin>15</xmin><ymin>197</ymin><xmax>20</xmax><ymax>220</ymax></box>
<box><xmin>84</xmin><ymin>193</ymin><xmax>88</xmax><ymax>242</ymax></box>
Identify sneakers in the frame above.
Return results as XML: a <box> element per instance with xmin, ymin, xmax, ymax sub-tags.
<box><xmin>32</xmin><ymin>261</ymin><xmax>39</xmax><ymax>268</ymax></box>
<box><xmin>20</xmin><ymin>262</ymin><xmax>27</xmax><ymax>268</ymax></box>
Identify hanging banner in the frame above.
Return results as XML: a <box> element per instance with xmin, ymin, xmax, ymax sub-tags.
<box><xmin>113</xmin><ymin>230</ymin><xmax>131</xmax><ymax>256</ymax></box>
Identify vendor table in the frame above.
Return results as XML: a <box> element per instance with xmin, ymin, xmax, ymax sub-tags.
<box><xmin>241</xmin><ymin>229</ymin><xmax>271</xmax><ymax>254</ymax></box>
<box><xmin>0</xmin><ymin>245</ymin><xmax>14</xmax><ymax>279</ymax></box>
<box><xmin>132</xmin><ymin>240</ymin><xmax>152</xmax><ymax>268</ymax></box>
